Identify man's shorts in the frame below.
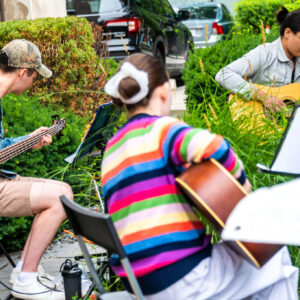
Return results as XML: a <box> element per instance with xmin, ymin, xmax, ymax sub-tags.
<box><xmin>0</xmin><ymin>176</ymin><xmax>50</xmax><ymax>217</ymax></box>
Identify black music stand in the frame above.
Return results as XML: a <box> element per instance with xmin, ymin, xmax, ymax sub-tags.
<box><xmin>65</xmin><ymin>102</ymin><xmax>121</xmax><ymax>211</ymax></box>
<box><xmin>257</xmin><ymin>105</ymin><xmax>300</xmax><ymax>176</ymax></box>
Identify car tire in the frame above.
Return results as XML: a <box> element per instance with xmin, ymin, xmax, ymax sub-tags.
<box><xmin>155</xmin><ymin>48</ymin><xmax>165</xmax><ymax>67</ymax></box>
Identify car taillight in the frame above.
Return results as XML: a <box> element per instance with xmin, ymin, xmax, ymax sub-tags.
<box><xmin>104</xmin><ymin>18</ymin><xmax>142</xmax><ymax>33</ymax></box>
<box><xmin>212</xmin><ymin>22</ymin><xmax>224</xmax><ymax>35</ymax></box>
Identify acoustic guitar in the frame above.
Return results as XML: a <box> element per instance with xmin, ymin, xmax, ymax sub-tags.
<box><xmin>0</xmin><ymin>119</ymin><xmax>66</xmax><ymax>165</ymax></box>
<box><xmin>175</xmin><ymin>159</ymin><xmax>282</xmax><ymax>268</ymax></box>
<box><xmin>229</xmin><ymin>83</ymin><xmax>300</xmax><ymax>130</ymax></box>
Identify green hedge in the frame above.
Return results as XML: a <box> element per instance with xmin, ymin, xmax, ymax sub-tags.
<box><xmin>182</xmin><ymin>26</ymin><xmax>279</xmax><ymax>109</ymax></box>
<box><xmin>1</xmin><ymin>93</ymin><xmax>87</xmax><ymax>177</ymax></box>
<box><xmin>285</xmin><ymin>0</ymin><xmax>300</xmax><ymax>11</ymax></box>
<box><xmin>0</xmin><ymin>17</ymin><xmax>118</xmax><ymax>116</ymax></box>
<box><xmin>0</xmin><ymin>93</ymin><xmax>88</xmax><ymax>250</ymax></box>
<box><xmin>234</xmin><ymin>0</ymin><xmax>295</xmax><ymax>31</ymax></box>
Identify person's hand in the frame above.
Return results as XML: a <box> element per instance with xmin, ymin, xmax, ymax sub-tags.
<box><xmin>243</xmin><ymin>179</ymin><xmax>252</xmax><ymax>193</ymax></box>
<box><xmin>262</xmin><ymin>95</ymin><xmax>286</xmax><ymax>111</ymax></box>
<box><xmin>253</xmin><ymin>89</ymin><xmax>286</xmax><ymax>111</ymax></box>
<box><xmin>30</xmin><ymin>127</ymin><xmax>52</xmax><ymax>149</ymax></box>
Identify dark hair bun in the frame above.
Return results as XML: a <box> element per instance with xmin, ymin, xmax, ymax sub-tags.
<box><xmin>276</xmin><ymin>6</ymin><xmax>289</xmax><ymax>25</ymax></box>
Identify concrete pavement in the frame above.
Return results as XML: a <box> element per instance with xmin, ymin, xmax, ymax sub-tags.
<box><xmin>0</xmin><ymin>236</ymin><xmax>104</xmax><ymax>299</ymax></box>
<box><xmin>170</xmin><ymin>79</ymin><xmax>187</xmax><ymax>117</ymax></box>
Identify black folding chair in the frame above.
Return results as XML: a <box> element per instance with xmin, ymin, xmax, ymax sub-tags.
<box><xmin>60</xmin><ymin>195</ymin><xmax>144</xmax><ymax>300</ymax></box>
<box><xmin>65</xmin><ymin>101</ymin><xmax>121</xmax><ymax>212</ymax></box>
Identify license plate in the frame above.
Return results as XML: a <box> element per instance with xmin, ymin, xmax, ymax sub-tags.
<box><xmin>190</xmin><ymin>29</ymin><xmax>202</xmax><ymax>36</ymax></box>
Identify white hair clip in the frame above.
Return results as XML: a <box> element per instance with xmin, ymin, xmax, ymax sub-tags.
<box><xmin>104</xmin><ymin>62</ymin><xmax>149</xmax><ymax>104</ymax></box>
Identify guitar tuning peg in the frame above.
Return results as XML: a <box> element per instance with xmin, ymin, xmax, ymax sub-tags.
<box><xmin>51</xmin><ymin>114</ymin><xmax>59</xmax><ymax>124</ymax></box>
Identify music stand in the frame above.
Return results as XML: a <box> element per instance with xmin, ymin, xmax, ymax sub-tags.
<box><xmin>65</xmin><ymin>102</ymin><xmax>121</xmax><ymax>211</ymax></box>
<box><xmin>257</xmin><ymin>105</ymin><xmax>300</xmax><ymax>176</ymax></box>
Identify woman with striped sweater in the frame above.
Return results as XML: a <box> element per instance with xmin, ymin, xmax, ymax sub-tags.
<box><xmin>101</xmin><ymin>53</ymin><xmax>298</xmax><ymax>300</ymax></box>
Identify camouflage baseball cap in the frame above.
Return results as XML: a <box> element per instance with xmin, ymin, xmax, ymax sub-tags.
<box><xmin>1</xmin><ymin>39</ymin><xmax>52</xmax><ymax>78</ymax></box>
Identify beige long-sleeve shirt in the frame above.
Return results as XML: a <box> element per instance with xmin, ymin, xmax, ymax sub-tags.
<box><xmin>215</xmin><ymin>38</ymin><xmax>300</xmax><ymax>99</ymax></box>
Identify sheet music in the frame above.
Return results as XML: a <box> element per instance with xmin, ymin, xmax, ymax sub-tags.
<box><xmin>271</xmin><ymin>107</ymin><xmax>300</xmax><ymax>174</ymax></box>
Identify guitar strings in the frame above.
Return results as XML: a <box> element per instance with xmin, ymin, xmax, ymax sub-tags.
<box><xmin>0</xmin><ymin>122</ymin><xmax>65</xmax><ymax>164</ymax></box>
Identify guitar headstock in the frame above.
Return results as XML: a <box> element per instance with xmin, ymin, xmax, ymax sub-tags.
<box><xmin>56</xmin><ymin>118</ymin><xmax>66</xmax><ymax>129</ymax></box>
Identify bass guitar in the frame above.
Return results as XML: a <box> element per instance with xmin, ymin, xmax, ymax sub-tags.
<box><xmin>0</xmin><ymin>119</ymin><xmax>66</xmax><ymax>165</ymax></box>
<box><xmin>176</xmin><ymin>159</ymin><xmax>282</xmax><ymax>268</ymax></box>
<box><xmin>229</xmin><ymin>83</ymin><xmax>300</xmax><ymax>130</ymax></box>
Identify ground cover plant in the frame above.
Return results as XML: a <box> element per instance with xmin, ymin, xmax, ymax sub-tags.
<box><xmin>235</xmin><ymin>0</ymin><xmax>297</xmax><ymax>31</ymax></box>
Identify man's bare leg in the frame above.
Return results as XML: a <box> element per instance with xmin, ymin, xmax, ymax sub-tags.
<box><xmin>21</xmin><ymin>182</ymin><xmax>73</xmax><ymax>272</ymax></box>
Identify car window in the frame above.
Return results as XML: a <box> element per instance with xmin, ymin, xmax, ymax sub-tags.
<box><xmin>152</xmin><ymin>0</ymin><xmax>165</xmax><ymax>16</ymax></box>
<box><xmin>135</xmin><ymin>0</ymin><xmax>152</xmax><ymax>11</ymax></box>
<box><xmin>221</xmin><ymin>5</ymin><xmax>231</xmax><ymax>21</ymax></box>
<box><xmin>67</xmin><ymin>0</ymin><xmax>100</xmax><ymax>14</ymax></box>
<box><xmin>160</xmin><ymin>0</ymin><xmax>175</xmax><ymax>19</ymax></box>
<box><xmin>184</xmin><ymin>6</ymin><xmax>217</xmax><ymax>20</ymax></box>
<box><xmin>99</xmin><ymin>0</ymin><xmax>128</xmax><ymax>13</ymax></box>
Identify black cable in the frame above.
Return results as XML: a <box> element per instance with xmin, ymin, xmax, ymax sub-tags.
<box><xmin>0</xmin><ymin>276</ymin><xmax>63</xmax><ymax>296</ymax></box>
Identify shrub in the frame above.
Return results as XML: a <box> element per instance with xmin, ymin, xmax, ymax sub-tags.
<box><xmin>0</xmin><ymin>92</ymin><xmax>88</xmax><ymax>250</ymax></box>
<box><xmin>1</xmin><ymin>93</ymin><xmax>88</xmax><ymax>177</ymax></box>
<box><xmin>234</xmin><ymin>0</ymin><xmax>294</xmax><ymax>31</ymax></box>
<box><xmin>182</xmin><ymin>26</ymin><xmax>279</xmax><ymax>109</ymax></box>
<box><xmin>285</xmin><ymin>0</ymin><xmax>300</xmax><ymax>11</ymax></box>
<box><xmin>0</xmin><ymin>17</ymin><xmax>118</xmax><ymax>116</ymax></box>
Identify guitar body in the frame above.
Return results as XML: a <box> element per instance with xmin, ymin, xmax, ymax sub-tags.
<box><xmin>229</xmin><ymin>83</ymin><xmax>300</xmax><ymax>130</ymax></box>
<box><xmin>176</xmin><ymin>159</ymin><xmax>282</xmax><ymax>268</ymax></box>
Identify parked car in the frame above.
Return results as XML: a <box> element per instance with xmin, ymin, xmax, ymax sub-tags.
<box><xmin>176</xmin><ymin>2</ymin><xmax>233</xmax><ymax>48</ymax></box>
<box><xmin>66</xmin><ymin>0</ymin><xmax>193</xmax><ymax>77</ymax></box>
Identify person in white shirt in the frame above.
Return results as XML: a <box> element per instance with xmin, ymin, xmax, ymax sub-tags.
<box><xmin>215</xmin><ymin>6</ymin><xmax>300</xmax><ymax>111</ymax></box>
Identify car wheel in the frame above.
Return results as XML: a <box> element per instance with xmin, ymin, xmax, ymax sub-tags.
<box><xmin>155</xmin><ymin>48</ymin><xmax>165</xmax><ymax>67</ymax></box>
<box><xmin>185</xmin><ymin>43</ymin><xmax>193</xmax><ymax>62</ymax></box>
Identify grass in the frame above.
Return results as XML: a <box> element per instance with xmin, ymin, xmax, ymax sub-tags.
<box><xmin>182</xmin><ymin>76</ymin><xmax>300</xmax><ymax>294</ymax></box>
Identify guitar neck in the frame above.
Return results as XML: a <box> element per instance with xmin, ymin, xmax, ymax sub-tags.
<box><xmin>0</xmin><ymin>123</ymin><xmax>63</xmax><ymax>165</ymax></box>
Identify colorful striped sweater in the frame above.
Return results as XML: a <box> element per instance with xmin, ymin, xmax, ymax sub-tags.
<box><xmin>101</xmin><ymin>114</ymin><xmax>246</xmax><ymax>295</ymax></box>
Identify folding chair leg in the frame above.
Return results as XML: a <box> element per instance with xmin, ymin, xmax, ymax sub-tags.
<box><xmin>77</xmin><ymin>235</ymin><xmax>107</xmax><ymax>295</ymax></box>
<box><xmin>0</xmin><ymin>242</ymin><xmax>16</xmax><ymax>268</ymax></box>
<box><xmin>120</xmin><ymin>258</ymin><xmax>144</xmax><ymax>300</ymax></box>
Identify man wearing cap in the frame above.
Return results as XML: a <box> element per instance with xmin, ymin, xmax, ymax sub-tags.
<box><xmin>0</xmin><ymin>39</ymin><xmax>73</xmax><ymax>300</ymax></box>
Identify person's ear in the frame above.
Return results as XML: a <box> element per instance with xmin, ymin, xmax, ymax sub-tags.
<box><xmin>160</xmin><ymin>81</ymin><xmax>170</xmax><ymax>102</ymax></box>
<box><xmin>17</xmin><ymin>68</ymin><xmax>27</xmax><ymax>79</ymax></box>
<box><xmin>284</xmin><ymin>27</ymin><xmax>292</xmax><ymax>39</ymax></box>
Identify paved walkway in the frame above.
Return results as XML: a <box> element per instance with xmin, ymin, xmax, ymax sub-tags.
<box><xmin>170</xmin><ymin>79</ymin><xmax>187</xmax><ymax>117</ymax></box>
<box><xmin>0</xmin><ymin>237</ymin><xmax>104</xmax><ymax>299</ymax></box>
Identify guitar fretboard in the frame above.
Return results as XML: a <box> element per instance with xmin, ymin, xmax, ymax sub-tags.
<box><xmin>0</xmin><ymin>120</ymin><xmax>65</xmax><ymax>165</ymax></box>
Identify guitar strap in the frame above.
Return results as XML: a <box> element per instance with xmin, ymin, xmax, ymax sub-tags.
<box><xmin>291</xmin><ymin>68</ymin><xmax>295</xmax><ymax>83</ymax></box>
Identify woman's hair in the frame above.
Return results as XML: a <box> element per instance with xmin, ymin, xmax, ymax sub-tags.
<box><xmin>276</xmin><ymin>6</ymin><xmax>300</xmax><ymax>36</ymax></box>
<box><xmin>112</xmin><ymin>53</ymin><xmax>169</xmax><ymax>111</ymax></box>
